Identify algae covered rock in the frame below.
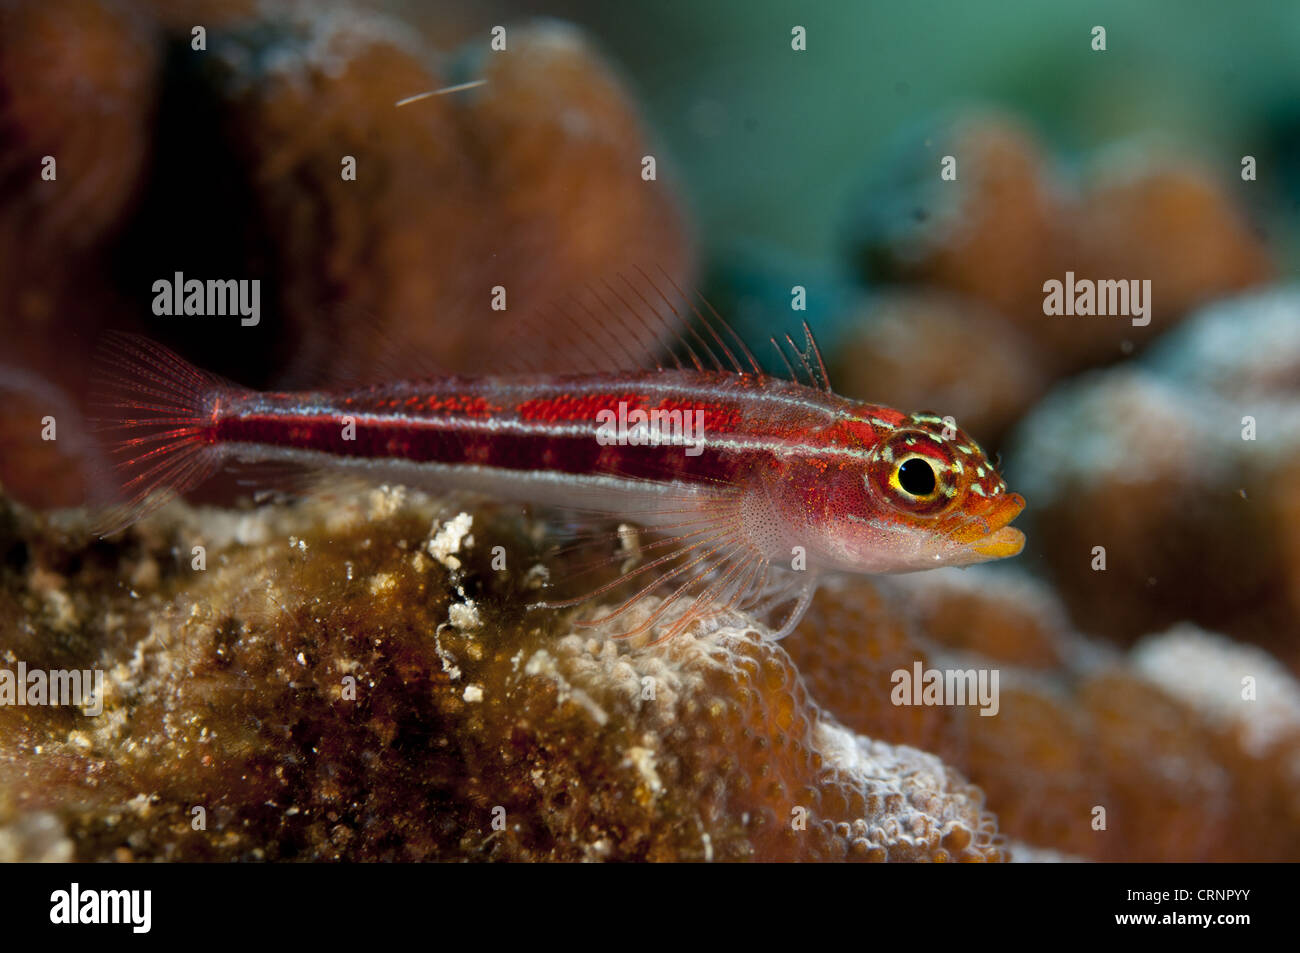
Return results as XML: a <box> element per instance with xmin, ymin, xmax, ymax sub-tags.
<box><xmin>0</xmin><ymin>485</ymin><xmax>1001</xmax><ymax>862</ymax></box>
<box><xmin>5</xmin><ymin>479</ymin><xmax>1296</xmax><ymax>862</ymax></box>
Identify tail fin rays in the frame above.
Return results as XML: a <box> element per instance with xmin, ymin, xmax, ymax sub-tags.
<box><xmin>88</xmin><ymin>332</ymin><xmax>237</xmax><ymax>536</ymax></box>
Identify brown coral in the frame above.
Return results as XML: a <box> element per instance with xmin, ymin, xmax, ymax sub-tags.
<box><xmin>844</xmin><ymin>110</ymin><xmax>1273</xmax><ymax>379</ymax></box>
<box><xmin>829</xmin><ymin>290</ymin><xmax>1049</xmax><ymax>445</ymax></box>
<box><xmin>0</xmin><ymin>0</ymin><xmax>161</xmax><ymax>506</ymax></box>
<box><xmin>845</xmin><ymin>111</ymin><xmax>1064</xmax><ymax>322</ymax></box>
<box><xmin>1006</xmin><ymin>286</ymin><xmax>1300</xmax><ymax>667</ymax></box>
<box><xmin>0</xmin><ymin>4</ymin><xmax>692</xmax><ymax>508</ymax></box>
<box><xmin>183</xmin><ymin>13</ymin><xmax>689</xmax><ymax>384</ymax></box>
<box><xmin>789</xmin><ymin>573</ymin><xmax>1300</xmax><ymax>861</ymax></box>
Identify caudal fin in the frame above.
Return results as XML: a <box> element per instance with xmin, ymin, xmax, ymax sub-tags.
<box><xmin>89</xmin><ymin>332</ymin><xmax>237</xmax><ymax>536</ymax></box>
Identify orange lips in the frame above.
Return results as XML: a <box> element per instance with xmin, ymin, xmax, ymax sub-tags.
<box><xmin>968</xmin><ymin>492</ymin><xmax>1027</xmax><ymax>558</ymax></box>
<box><xmin>936</xmin><ymin>491</ymin><xmax>1027</xmax><ymax>557</ymax></box>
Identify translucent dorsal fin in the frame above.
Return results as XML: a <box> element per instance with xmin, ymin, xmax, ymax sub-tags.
<box><xmin>268</xmin><ymin>258</ymin><xmax>829</xmax><ymax>390</ymax></box>
<box><xmin>495</xmin><ymin>264</ymin><xmax>767</xmax><ymax>379</ymax></box>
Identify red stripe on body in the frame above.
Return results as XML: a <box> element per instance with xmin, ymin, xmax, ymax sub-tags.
<box><xmin>210</xmin><ymin>372</ymin><xmax>873</xmax><ymax>489</ymax></box>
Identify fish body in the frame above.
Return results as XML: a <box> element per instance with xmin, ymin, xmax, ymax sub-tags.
<box><xmin>95</xmin><ymin>331</ymin><xmax>1024</xmax><ymax>641</ymax></box>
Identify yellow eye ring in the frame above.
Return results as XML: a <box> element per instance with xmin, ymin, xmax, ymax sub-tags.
<box><xmin>890</xmin><ymin>455</ymin><xmax>940</xmax><ymax>500</ymax></box>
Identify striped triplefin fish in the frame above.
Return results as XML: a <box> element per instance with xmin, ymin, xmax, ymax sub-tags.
<box><xmin>92</xmin><ymin>284</ymin><xmax>1025</xmax><ymax>643</ymax></box>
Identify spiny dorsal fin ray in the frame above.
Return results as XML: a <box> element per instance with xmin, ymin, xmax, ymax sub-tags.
<box><xmin>769</xmin><ymin>321</ymin><xmax>832</xmax><ymax>392</ymax></box>
<box><xmin>498</xmin><ymin>264</ymin><xmax>827</xmax><ymax>390</ymax></box>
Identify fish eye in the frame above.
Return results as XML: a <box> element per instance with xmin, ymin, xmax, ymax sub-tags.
<box><xmin>894</xmin><ymin>456</ymin><xmax>938</xmax><ymax>499</ymax></box>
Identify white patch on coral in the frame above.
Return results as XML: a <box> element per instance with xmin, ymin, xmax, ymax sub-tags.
<box><xmin>815</xmin><ymin>720</ymin><xmax>873</xmax><ymax>777</ymax></box>
<box><xmin>816</xmin><ymin>721</ymin><xmax>952</xmax><ymax>808</ymax></box>
<box><xmin>367</xmin><ymin>572</ymin><xmax>397</xmax><ymax>596</ymax></box>
<box><xmin>624</xmin><ymin>745</ymin><xmax>663</xmax><ymax>796</ymax></box>
<box><xmin>1145</xmin><ymin>285</ymin><xmax>1300</xmax><ymax>400</ymax></box>
<box><xmin>525</xmin><ymin>648</ymin><xmax>608</xmax><ymax>726</ymax></box>
<box><xmin>431</xmin><ymin>626</ymin><xmax>461</xmax><ymax>681</ymax></box>
<box><xmin>448</xmin><ymin>598</ymin><xmax>481</xmax><ymax>631</ymax></box>
<box><xmin>0</xmin><ymin>811</ymin><xmax>74</xmax><ymax>863</ymax></box>
<box><xmin>1134</xmin><ymin>624</ymin><xmax>1300</xmax><ymax>760</ymax></box>
<box><xmin>463</xmin><ymin>684</ymin><xmax>484</xmax><ymax>703</ymax></box>
<box><xmin>428</xmin><ymin>512</ymin><xmax>474</xmax><ymax>570</ymax></box>
<box><xmin>126</xmin><ymin>793</ymin><xmax>154</xmax><ymax>818</ymax></box>
<box><xmin>1006</xmin><ymin>840</ymin><xmax>1085</xmax><ymax>863</ymax></box>
<box><xmin>224</xmin><ymin>512</ymin><xmax>274</xmax><ymax>547</ymax></box>
<box><xmin>367</xmin><ymin>485</ymin><xmax>408</xmax><ymax>521</ymax></box>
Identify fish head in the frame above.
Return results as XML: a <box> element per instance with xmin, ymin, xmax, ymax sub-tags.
<box><xmin>773</xmin><ymin>410</ymin><xmax>1026</xmax><ymax>574</ymax></box>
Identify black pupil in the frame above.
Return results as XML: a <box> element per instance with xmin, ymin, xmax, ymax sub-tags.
<box><xmin>898</xmin><ymin>458</ymin><xmax>937</xmax><ymax>496</ymax></box>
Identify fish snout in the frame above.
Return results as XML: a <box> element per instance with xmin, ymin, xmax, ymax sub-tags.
<box><xmin>965</xmin><ymin>492</ymin><xmax>1026</xmax><ymax>558</ymax></box>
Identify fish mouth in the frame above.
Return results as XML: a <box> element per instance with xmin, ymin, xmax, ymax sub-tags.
<box><xmin>968</xmin><ymin>524</ymin><xmax>1026</xmax><ymax>559</ymax></box>
<box><xmin>942</xmin><ymin>492</ymin><xmax>1027</xmax><ymax>560</ymax></box>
